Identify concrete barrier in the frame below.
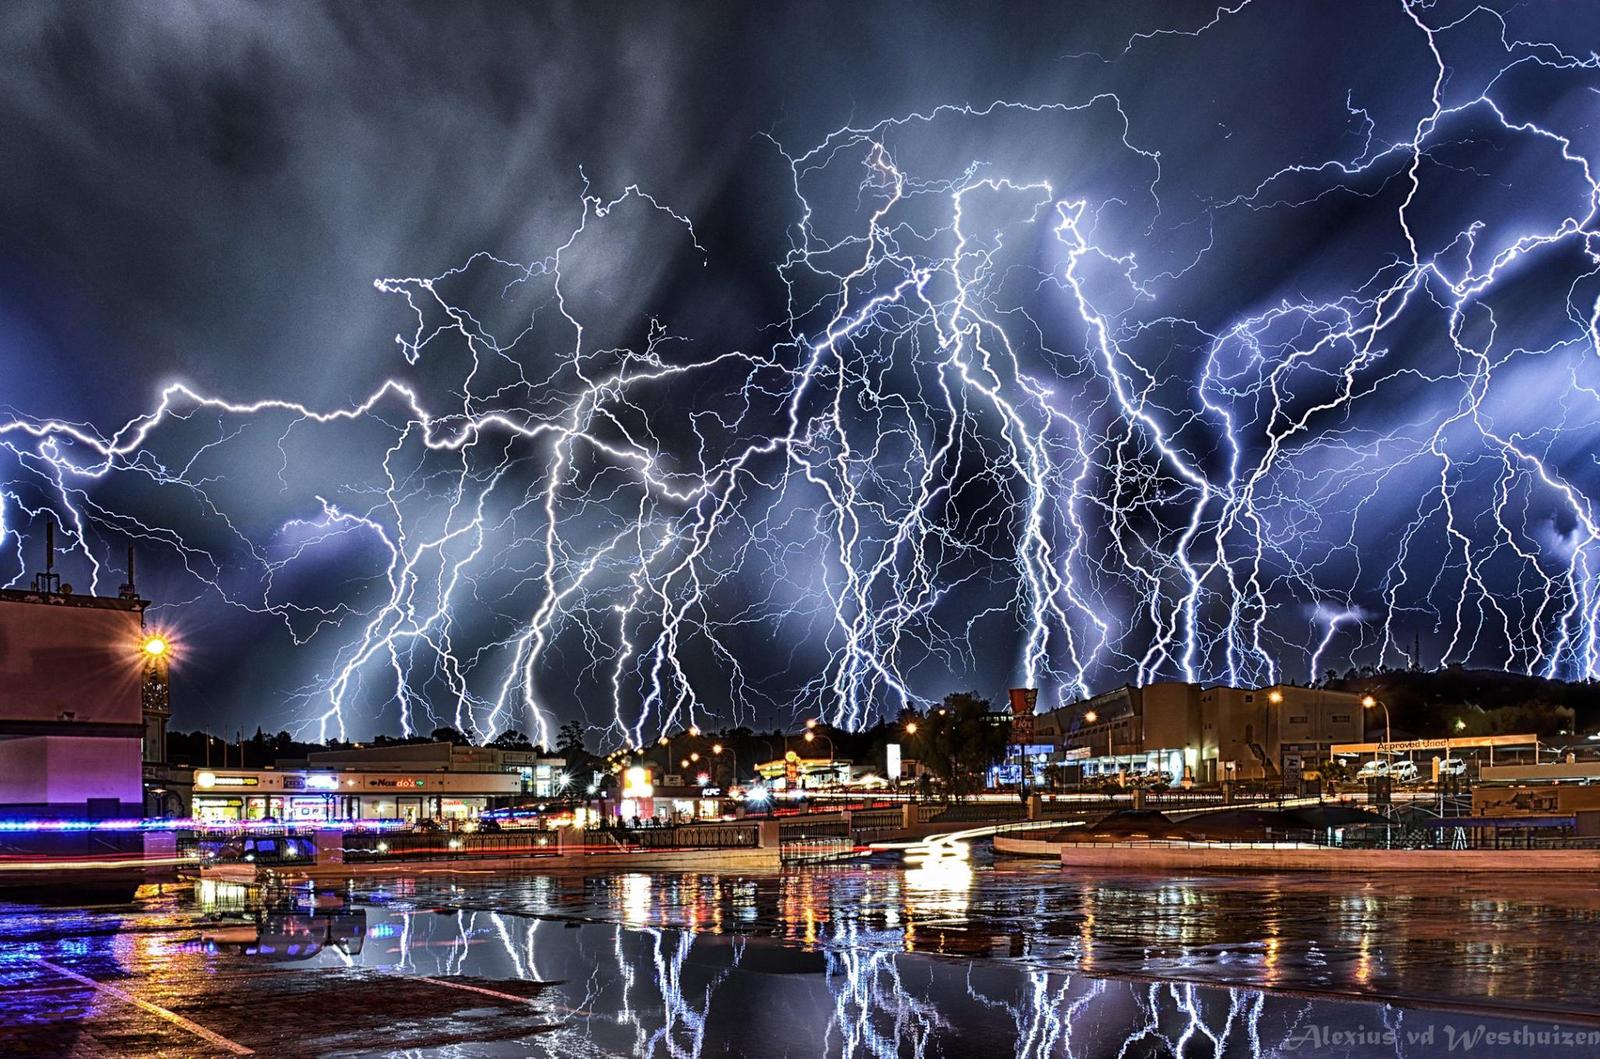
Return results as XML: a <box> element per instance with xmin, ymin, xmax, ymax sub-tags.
<box><xmin>1055</xmin><ymin>841</ymin><xmax>1600</xmax><ymax>873</ymax></box>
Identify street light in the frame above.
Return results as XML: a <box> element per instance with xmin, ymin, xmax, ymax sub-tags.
<box><xmin>711</xmin><ymin>742</ymin><xmax>738</xmax><ymax>786</ymax></box>
<box><xmin>1267</xmin><ymin>689</ymin><xmax>1284</xmax><ymax>704</ymax></box>
<box><xmin>1361</xmin><ymin>695</ymin><xmax>1391</xmax><ymax>752</ymax></box>
<box><xmin>142</xmin><ymin>635</ymin><xmax>169</xmax><ymax>657</ymax></box>
<box><xmin>803</xmin><ymin>728</ymin><xmax>836</xmax><ymax>784</ymax></box>
<box><xmin>905</xmin><ymin>721</ymin><xmax>918</xmax><ymax>735</ymax></box>
<box><xmin>1080</xmin><ymin>709</ymin><xmax>1113</xmax><ymax>767</ymax></box>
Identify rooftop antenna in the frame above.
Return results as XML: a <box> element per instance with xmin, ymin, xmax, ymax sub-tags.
<box><xmin>119</xmin><ymin>544</ymin><xmax>139</xmax><ymax>600</ymax></box>
<box><xmin>31</xmin><ymin>520</ymin><xmax>60</xmax><ymax>595</ymax></box>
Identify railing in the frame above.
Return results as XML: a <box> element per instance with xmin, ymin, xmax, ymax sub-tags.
<box><xmin>779</xmin><ymin>817</ymin><xmax>849</xmax><ymax>842</ymax></box>
<box><xmin>849</xmin><ymin>809</ymin><xmax>904</xmax><ymax>834</ymax></box>
<box><xmin>929</xmin><ymin>803</ymin><xmax>1028</xmax><ymax>823</ymax></box>
<box><xmin>609</xmin><ymin>822</ymin><xmax>760</xmax><ymax>849</ymax></box>
<box><xmin>341</xmin><ymin>830</ymin><xmax>561</xmax><ymax>862</ymax></box>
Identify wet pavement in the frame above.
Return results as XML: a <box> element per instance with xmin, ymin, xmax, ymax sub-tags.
<box><xmin>2</xmin><ymin>847</ymin><xmax>1599</xmax><ymax>1056</ymax></box>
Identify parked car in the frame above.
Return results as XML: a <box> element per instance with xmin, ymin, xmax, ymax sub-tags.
<box><xmin>1390</xmin><ymin>761</ymin><xmax>1421</xmax><ymax>784</ymax></box>
<box><xmin>1355</xmin><ymin>759</ymin><xmax>1389</xmax><ymax>780</ymax></box>
<box><xmin>1437</xmin><ymin>757</ymin><xmax>1467</xmax><ymax>777</ymax></box>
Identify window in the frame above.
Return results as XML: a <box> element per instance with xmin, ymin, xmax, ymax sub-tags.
<box><xmin>1244</xmin><ymin>693</ymin><xmax>1255</xmax><ymax>703</ymax></box>
<box><xmin>1289</xmin><ymin>715</ymin><xmax>1308</xmax><ymax>725</ymax></box>
<box><xmin>1331</xmin><ymin>714</ymin><xmax>1351</xmax><ymax>723</ymax></box>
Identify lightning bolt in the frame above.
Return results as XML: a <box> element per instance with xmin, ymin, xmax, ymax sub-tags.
<box><xmin>3</xmin><ymin>2</ymin><xmax>1597</xmax><ymax>743</ymax></box>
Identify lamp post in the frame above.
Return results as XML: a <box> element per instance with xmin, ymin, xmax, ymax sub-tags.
<box><xmin>803</xmin><ymin>727</ymin><xmax>836</xmax><ymax>787</ymax></box>
<box><xmin>711</xmin><ymin>742</ymin><xmax>738</xmax><ymax>787</ymax></box>
<box><xmin>1361</xmin><ymin>695</ymin><xmax>1390</xmax><ymax>754</ymax></box>
<box><xmin>1083</xmin><ymin>710</ymin><xmax>1113</xmax><ymax>767</ymax></box>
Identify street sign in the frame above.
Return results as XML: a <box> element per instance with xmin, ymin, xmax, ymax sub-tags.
<box><xmin>1010</xmin><ymin>714</ymin><xmax>1035</xmax><ymax>744</ymax></box>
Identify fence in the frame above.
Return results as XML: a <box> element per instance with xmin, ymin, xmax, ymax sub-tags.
<box><xmin>609</xmin><ymin>822</ymin><xmax>760</xmax><ymax>849</ymax></box>
<box><xmin>341</xmin><ymin>830</ymin><xmax>561</xmax><ymax>863</ymax></box>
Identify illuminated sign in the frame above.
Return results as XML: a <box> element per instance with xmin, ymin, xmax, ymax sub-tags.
<box><xmin>621</xmin><ymin>766</ymin><xmax>653</xmax><ymax>799</ymax></box>
<box><xmin>304</xmin><ymin>774</ymin><xmax>341</xmax><ymax>791</ymax></box>
<box><xmin>1008</xmin><ymin>688</ymin><xmax>1039</xmax><ymax>715</ymax></box>
<box><xmin>886</xmin><ymin>743</ymin><xmax>902</xmax><ymax>781</ymax></box>
<box><xmin>195</xmin><ymin>772</ymin><xmax>257</xmax><ymax>788</ymax></box>
<box><xmin>365</xmin><ymin>778</ymin><xmax>427</xmax><ymax>789</ymax></box>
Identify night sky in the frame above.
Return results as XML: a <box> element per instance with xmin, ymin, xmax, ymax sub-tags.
<box><xmin>2</xmin><ymin>2</ymin><xmax>1598</xmax><ymax>745</ymax></box>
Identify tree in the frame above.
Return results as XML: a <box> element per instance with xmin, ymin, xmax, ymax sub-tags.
<box><xmin>489</xmin><ymin>728</ymin><xmax>534</xmax><ymax>749</ymax></box>
<box><xmin>556</xmin><ymin>720</ymin><xmax>586</xmax><ymax>758</ymax></box>
<box><xmin>430</xmin><ymin>726</ymin><xmax>472</xmax><ymax>746</ymax></box>
<box><xmin>914</xmin><ymin>692</ymin><xmax>1009</xmax><ymax>800</ymax></box>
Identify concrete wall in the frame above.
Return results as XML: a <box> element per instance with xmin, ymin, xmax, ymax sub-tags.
<box><xmin>0</xmin><ymin>598</ymin><xmax>144</xmax><ymax>725</ymax></box>
<box><xmin>1473</xmin><ymin>783</ymin><xmax>1600</xmax><ymax>815</ymax></box>
<box><xmin>1140</xmin><ymin>683</ymin><xmax>1201</xmax><ymax>751</ymax></box>
<box><xmin>0</xmin><ymin>735</ymin><xmax>142</xmax><ymax>811</ymax></box>
<box><xmin>1058</xmin><ymin>841</ymin><xmax>1600</xmax><ymax>873</ymax></box>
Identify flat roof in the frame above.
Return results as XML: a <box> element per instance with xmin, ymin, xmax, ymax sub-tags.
<box><xmin>0</xmin><ymin>587</ymin><xmax>146</xmax><ymax>612</ymax></box>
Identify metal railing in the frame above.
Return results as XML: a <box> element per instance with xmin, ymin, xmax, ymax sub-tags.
<box><xmin>610</xmin><ymin>822</ymin><xmax>760</xmax><ymax>849</ymax></box>
<box><xmin>341</xmin><ymin>830</ymin><xmax>560</xmax><ymax>862</ymax></box>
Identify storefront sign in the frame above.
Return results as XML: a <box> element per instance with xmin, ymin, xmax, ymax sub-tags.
<box><xmin>194</xmin><ymin>771</ymin><xmax>257</xmax><ymax>789</ymax></box>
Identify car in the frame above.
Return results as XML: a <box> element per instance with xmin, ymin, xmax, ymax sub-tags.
<box><xmin>1437</xmin><ymin>757</ymin><xmax>1467</xmax><ymax>777</ymax></box>
<box><xmin>1390</xmin><ymin>761</ymin><xmax>1420</xmax><ymax>784</ymax></box>
<box><xmin>1355</xmin><ymin>759</ymin><xmax>1389</xmax><ymax>780</ymax></box>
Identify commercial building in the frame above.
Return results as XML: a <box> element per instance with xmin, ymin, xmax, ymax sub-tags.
<box><xmin>176</xmin><ymin>742</ymin><xmax>567</xmax><ymax>823</ymax></box>
<box><xmin>0</xmin><ymin>539</ymin><xmax>157</xmax><ymax>821</ymax></box>
<box><xmin>1033</xmin><ymin>682</ymin><xmax>1365</xmax><ymax>783</ymax></box>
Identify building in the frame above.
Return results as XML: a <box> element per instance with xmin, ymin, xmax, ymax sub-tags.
<box><xmin>1035</xmin><ymin>682</ymin><xmax>1365</xmax><ymax>783</ymax></box>
<box><xmin>168</xmin><ymin>742</ymin><xmax>568</xmax><ymax>823</ymax></box>
<box><xmin>0</xmin><ymin>537</ymin><xmax>157</xmax><ymax>821</ymax></box>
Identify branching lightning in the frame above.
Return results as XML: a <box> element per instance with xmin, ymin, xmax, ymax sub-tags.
<box><xmin>3</xmin><ymin>2</ymin><xmax>1599</xmax><ymax>742</ymax></box>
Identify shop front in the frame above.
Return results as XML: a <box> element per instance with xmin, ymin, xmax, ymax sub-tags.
<box><xmin>189</xmin><ymin>768</ymin><xmax>523</xmax><ymax>822</ymax></box>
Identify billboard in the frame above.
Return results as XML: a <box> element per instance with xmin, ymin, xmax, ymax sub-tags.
<box><xmin>1007</xmin><ymin>688</ymin><xmax>1038</xmax><ymax>714</ymax></box>
<box><xmin>0</xmin><ymin>596</ymin><xmax>145</xmax><ymax>726</ymax></box>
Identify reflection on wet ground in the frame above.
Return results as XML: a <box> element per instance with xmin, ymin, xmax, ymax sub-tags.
<box><xmin>348</xmin><ymin>849</ymin><xmax>1600</xmax><ymax>1016</ymax></box>
<box><xmin>2</xmin><ymin>848</ymin><xmax>1599</xmax><ymax>1056</ymax></box>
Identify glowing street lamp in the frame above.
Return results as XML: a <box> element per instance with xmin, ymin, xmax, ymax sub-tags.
<box><xmin>1267</xmin><ymin>689</ymin><xmax>1284</xmax><ymax>704</ymax></box>
<box><xmin>142</xmin><ymin>635</ymin><xmax>169</xmax><ymax>657</ymax></box>
<box><xmin>1361</xmin><ymin>695</ymin><xmax>1391</xmax><ymax>750</ymax></box>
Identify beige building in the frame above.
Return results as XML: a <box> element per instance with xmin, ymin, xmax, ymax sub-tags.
<box><xmin>1037</xmin><ymin>682</ymin><xmax>1365</xmax><ymax>783</ymax></box>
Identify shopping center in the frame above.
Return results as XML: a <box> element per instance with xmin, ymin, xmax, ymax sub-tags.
<box><xmin>169</xmin><ymin>742</ymin><xmax>566</xmax><ymax>823</ymax></box>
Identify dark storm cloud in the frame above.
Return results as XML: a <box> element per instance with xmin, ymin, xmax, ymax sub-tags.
<box><xmin>2</xmin><ymin>1</ymin><xmax>1598</xmax><ymax>737</ymax></box>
